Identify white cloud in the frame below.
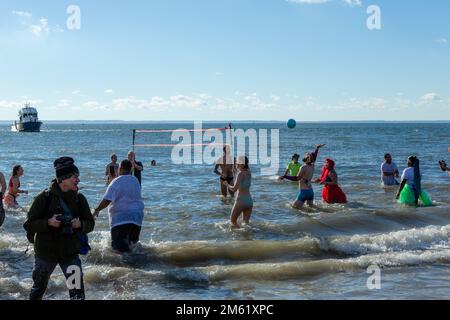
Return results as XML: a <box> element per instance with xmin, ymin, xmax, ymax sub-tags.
<box><xmin>287</xmin><ymin>0</ymin><xmax>330</xmax><ymax>4</ymax></box>
<box><xmin>57</xmin><ymin>99</ymin><xmax>71</xmax><ymax>108</ymax></box>
<box><xmin>83</xmin><ymin>101</ymin><xmax>101</xmax><ymax>108</ymax></box>
<box><xmin>287</xmin><ymin>0</ymin><xmax>362</xmax><ymax>6</ymax></box>
<box><xmin>270</xmin><ymin>95</ymin><xmax>281</xmax><ymax>102</ymax></box>
<box><xmin>196</xmin><ymin>93</ymin><xmax>212</xmax><ymax>100</ymax></box>
<box><xmin>0</xmin><ymin>99</ymin><xmax>42</xmax><ymax>110</ymax></box>
<box><xmin>12</xmin><ymin>11</ymin><xmax>62</xmax><ymax>37</ymax></box>
<box><xmin>244</xmin><ymin>94</ymin><xmax>278</xmax><ymax>110</ymax></box>
<box><xmin>12</xmin><ymin>11</ymin><xmax>32</xmax><ymax>18</ymax></box>
<box><xmin>104</xmin><ymin>89</ymin><xmax>114</xmax><ymax>94</ymax></box>
<box><xmin>214</xmin><ymin>72</ymin><xmax>223</xmax><ymax>76</ymax></box>
<box><xmin>72</xmin><ymin>90</ymin><xmax>81</xmax><ymax>95</ymax></box>
<box><xmin>343</xmin><ymin>0</ymin><xmax>362</xmax><ymax>7</ymax></box>
<box><xmin>111</xmin><ymin>96</ymin><xmax>173</xmax><ymax>112</ymax></box>
<box><xmin>170</xmin><ymin>95</ymin><xmax>207</xmax><ymax>109</ymax></box>
<box><xmin>0</xmin><ymin>100</ymin><xmax>23</xmax><ymax>109</ymax></box>
<box><xmin>421</xmin><ymin>92</ymin><xmax>442</xmax><ymax>102</ymax></box>
<box><xmin>53</xmin><ymin>24</ymin><xmax>65</xmax><ymax>33</ymax></box>
<box><xmin>30</xmin><ymin>18</ymin><xmax>50</xmax><ymax>37</ymax></box>
<box><xmin>436</xmin><ymin>38</ymin><xmax>448</xmax><ymax>44</ymax></box>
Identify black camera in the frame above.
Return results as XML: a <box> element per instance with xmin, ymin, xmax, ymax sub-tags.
<box><xmin>56</xmin><ymin>213</ymin><xmax>73</xmax><ymax>235</ymax></box>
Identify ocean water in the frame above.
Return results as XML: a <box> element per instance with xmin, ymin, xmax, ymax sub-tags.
<box><xmin>0</xmin><ymin>122</ymin><xmax>449</xmax><ymax>300</ymax></box>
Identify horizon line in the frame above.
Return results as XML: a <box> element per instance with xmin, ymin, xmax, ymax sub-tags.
<box><xmin>2</xmin><ymin>120</ymin><xmax>450</xmax><ymax>124</ymax></box>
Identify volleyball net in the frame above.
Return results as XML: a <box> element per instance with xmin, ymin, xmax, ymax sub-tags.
<box><xmin>131</xmin><ymin>124</ymin><xmax>234</xmax><ymax>151</ymax></box>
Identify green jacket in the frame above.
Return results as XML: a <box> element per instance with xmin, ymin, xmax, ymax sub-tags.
<box><xmin>24</xmin><ymin>180</ymin><xmax>95</xmax><ymax>263</ymax></box>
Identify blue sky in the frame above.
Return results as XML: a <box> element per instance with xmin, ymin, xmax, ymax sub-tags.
<box><xmin>0</xmin><ymin>0</ymin><xmax>449</xmax><ymax>121</ymax></box>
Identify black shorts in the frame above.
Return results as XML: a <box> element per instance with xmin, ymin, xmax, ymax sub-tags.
<box><xmin>111</xmin><ymin>224</ymin><xmax>142</xmax><ymax>253</ymax></box>
<box><xmin>220</xmin><ymin>176</ymin><xmax>234</xmax><ymax>184</ymax></box>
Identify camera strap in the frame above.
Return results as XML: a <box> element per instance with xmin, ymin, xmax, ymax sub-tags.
<box><xmin>59</xmin><ymin>197</ymin><xmax>74</xmax><ymax>218</ymax></box>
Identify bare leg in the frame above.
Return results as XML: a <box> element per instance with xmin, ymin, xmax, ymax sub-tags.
<box><xmin>307</xmin><ymin>200</ymin><xmax>314</xmax><ymax>208</ymax></box>
<box><xmin>230</xmin><ymin>202</ymin><xmax>246</xmax><ymax>228</ymax></box>
<box><xmin>292</xmin><ymin>200</ymin><xmax>305</xmax><ymax>209</ymax></box>
<box><xmin>243</xmin><ymin>207</ymin><xmax>253</xmax><ymax>225</ymax></box>
<box><xmin>220</xmin><ymin>180</ymin><xmax>227</xmax><ymax>197</ymax></box>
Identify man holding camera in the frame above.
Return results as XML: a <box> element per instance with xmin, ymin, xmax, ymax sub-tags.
<box><xmin>24</xmin><ymin>157</ymin><xmax>95</xmax><ymax>300</ymax></box>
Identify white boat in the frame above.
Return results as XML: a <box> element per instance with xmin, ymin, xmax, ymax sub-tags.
<box><xmin>11</xmin><ymin>103</ymin><xmax>43</xmax><ymax>132</ymax></box>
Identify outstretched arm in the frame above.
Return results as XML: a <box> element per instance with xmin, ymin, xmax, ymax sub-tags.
<box><xmin>312</xmin><ymin>144</ymin><xmax>326</xmax><ymax>163</ymax></box>
<box><xmin>93</xmin><ymin>199</ymin><xmax>112</xmax><ymax>218</ymax></box>
<box><xmin>77</xmin><ymin>195</ymin><xmax>95</xmax><ymax>234</ymax></box>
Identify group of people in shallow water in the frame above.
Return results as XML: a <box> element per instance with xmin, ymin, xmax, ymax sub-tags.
<box><xmin>0</xmin><ymin>144</ymin><xmax>449</xmax><ymax>300</ymax></box>
<box><xmin>278</xmin><ymin>144</ymin><xmax>348</xmax><ymax>207</ymax></box>
<box><xmin>213</xmin><ymin>145</ymin><xmax>450</xmax><ymax>228</ymax></box>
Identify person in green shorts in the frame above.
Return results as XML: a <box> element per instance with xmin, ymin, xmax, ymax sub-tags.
<box><xmin>396</xmin><ymin>156</ymin><xmax>433</xmax><ymax>207</ymax></box>
<box><xmin>279</xmin><ymin>154</ymin><xmax>301</xmax><ymax>181</ymax></box>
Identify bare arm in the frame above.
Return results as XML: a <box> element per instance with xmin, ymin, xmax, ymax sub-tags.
<box><xmin>214</xmin><ymin>164</ymin><xmax>221</xmax><ymax>176</ymax></box>
<box><xmin>312</xmin><ymin>144</ymin><xmax>326</xmax><ymax>163</ymax></box>
<box><xmin>93</xmin><ymin>199</ymin><xmax>112</xmax><ymax>218</ymax></box>
<box><xmin>226</xmin><ymin>173</ymin><xmax>241</xmax><ymax>193</ymax></box>
<box><xmin>12</xmin><ymin>178</ymin><xmax>27</xmax><ymax>194</ymax></box>
<box><xmin>0</xmin><ymin>173</ymin><xmax>6</xmax><ymax>195</ymax></box>
<box><xmin>134</xmin><ymin>161</ymin><xmax>144</xmax><ymax>172</ymax></box>
<box><xmin>396</xmin><ymin>180</ymin><xmax>407</xmax><ymax>199</ymax></box>
<box><xmin>323</xmin><ymin>171</ymin><xmax>338</xmax><ymax>186</ymax></box>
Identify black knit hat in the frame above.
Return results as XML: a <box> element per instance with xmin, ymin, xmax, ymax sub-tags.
<box><xmin>54</xmin><ymin>157</ymin><xmax>79</xmax><ymax>182</ymax></box>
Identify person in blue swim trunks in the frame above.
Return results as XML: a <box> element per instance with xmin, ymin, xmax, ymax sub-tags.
<box><xmin>292</xmin><ymin>144</ymin><xmax>325</xmax><ymax>209</ymax></box>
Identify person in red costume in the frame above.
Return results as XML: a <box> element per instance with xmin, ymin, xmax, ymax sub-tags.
<box><xmin>315</xmin><ymin>158</ymin><xmax>347</xmax><ymax>204</ymax></box>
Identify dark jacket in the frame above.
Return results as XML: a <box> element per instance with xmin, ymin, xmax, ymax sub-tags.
<box><xmin>24</xmin><ymin>180</ymin><xmax>95</xmax><ymax>263</ymax></box>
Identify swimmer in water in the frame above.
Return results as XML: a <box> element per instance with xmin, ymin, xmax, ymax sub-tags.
<box><xmin>315</xmin><ymin>158</ymin><xmax>347</xmax><ymax>204</ymax></box>
<box><xmin>3</xmin><ymin>165</ymin><xmax>28</xmax><ymax>209</ymax></box>
<box><xmin>214</xmin><ymin>146</ymin><xmax>235</xmax><ymax>197</ymax></box>
<box><xmin>397</xmin><ymin>156</ymin><xmax>432</xmax><ymax>207</ymax></box>
<box><xmin>291</xmin><ymin>144</ymin><xmax>325</xmax><ymax>209</ymax></box>
<box><xmin>105</xmin><ymin>154</ymin><xmax>119</xmax><ymax>185</ymax></box>
<box><xmin>279</xmin><ymin>154</ymin><xmax>301</xmax><ymax>182</ymax></box>
<box><xmin>381</xmin><ymin>153</ymin><xmax>400</xmax><ymax>186</ymax></box>
<box><xmin>224</xmin><ymin>156</ymin><xmax>253</xmax><ymax>228</ymax></box>
<box><xmin>439</xmin><ymin>160</ymin><xmax>450</xmax><ymax>174</ymax></box>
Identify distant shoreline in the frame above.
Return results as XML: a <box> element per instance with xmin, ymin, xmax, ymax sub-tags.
<box><xmin>1</xmin><ymin>120</ymin><xmax>450</xmax><ymax>125</ymax></box>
